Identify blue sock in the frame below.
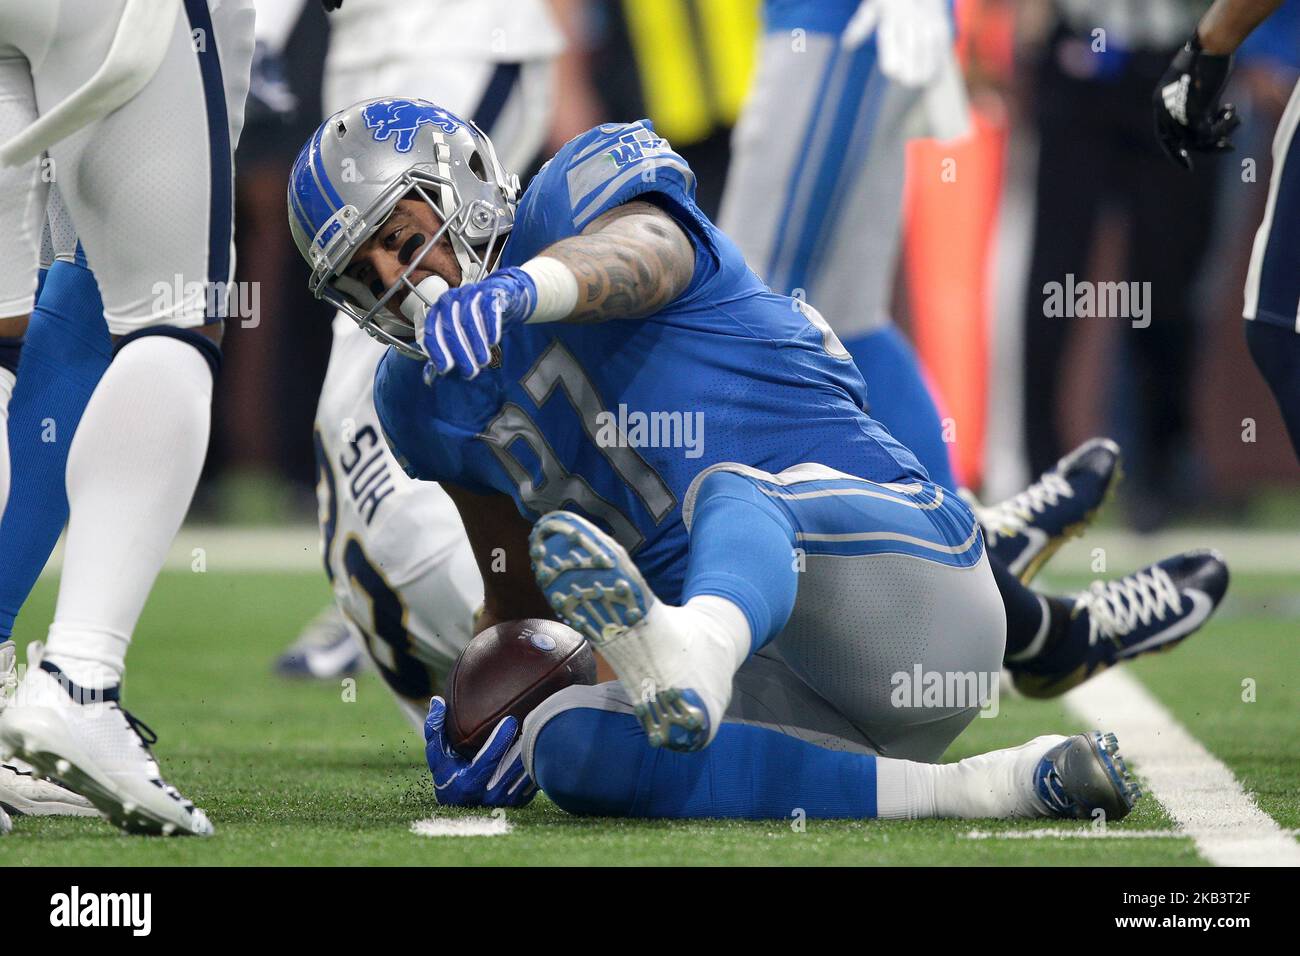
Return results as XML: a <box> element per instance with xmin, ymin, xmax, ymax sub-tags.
<box><xmin>843</xmin><ymin>325</ymin><xmax>957</xmax><ymax>492</ymax></box>
<box><xmin>680</xmin><ymin>469</ymin><xmax>799</xmax><ymax>653</ymax></box>
<box><xmin>0</xmin><ymin>259</ymin><xmax>111</xmax><ymax>638</ymax></box>
<box><xmin>531</xmin><ymin>705</ymin><xmax>879</xmax><ymax>819</ymax></box>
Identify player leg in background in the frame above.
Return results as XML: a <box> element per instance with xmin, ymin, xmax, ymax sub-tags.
<box><xmin>1246</xmin><ymin>321</ymin><xmax>1300</xmax><ymax>458</ymax></box>
<box><xmin>1243</xmin><ymin>79</ymin><xmax>1300</xmax><ymax>463</ymax></box>
<box><xmin>0</xmin><ymin>220</ymin><xmax>108</xmax><ymax>819</ymax></box>
<box><xmin>0</xmin><ymin>317</ymin><xmax>17</xmax><ymax>524</ymax></box>
<box><xmin>848</xmin><ymin>325</ymin><xmax>957</xmax><ymax>490</ymax></box>
<box><xmin>0</xmin><ymin>43</ymin><xmax>50</xmax><ymax>526</ymax></box>
<box><xmin>0</xmin><ymin>0</ymin><xmax>255</xmax><ymax>836</ymax></box>
<box><xmin>969</xmin><ymin>436</ymin><xmax>1228</xmax><ymax>698</ymax></box>
<box><xmin>0</xmin><ymin>45</ymin><xmax>108</xmax><ymax>823</ymax></box>
<box><xmin>0</xmin><ymin>192</ymin><xmax>113</xmax><ymax>643</ymax></box>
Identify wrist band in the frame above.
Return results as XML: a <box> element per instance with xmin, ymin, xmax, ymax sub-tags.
<box><xmin>521</xmin><ymin>256</ymin><xmax>579</xmax><ymax>324</ymax></box>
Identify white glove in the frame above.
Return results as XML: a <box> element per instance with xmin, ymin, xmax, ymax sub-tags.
<box><xmin>842</xmin><ymin>0</ymin><xmax>954</xmax><ymax>88</ymax></box>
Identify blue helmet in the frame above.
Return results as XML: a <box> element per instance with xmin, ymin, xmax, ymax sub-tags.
<box><xmin>287</xmin><ymin>97</ymin><xmax>520</xmax><ymax>357</ymax></box>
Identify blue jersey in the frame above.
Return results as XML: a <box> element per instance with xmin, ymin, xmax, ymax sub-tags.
<box><xmin>374</xmin><ymin>120</ymin><xmax>925</xmax><ymax>601</ymax></box>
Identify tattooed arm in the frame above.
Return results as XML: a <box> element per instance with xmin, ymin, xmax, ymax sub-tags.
<box><xmin>415</xmin><ymin>199</ymin><xmax>697</xmax><ymax>379</ymax></box>
<box><xmin>538</xmin><ymin>200</ymin><xmax>697</xmax><ymax>323</ymax></box>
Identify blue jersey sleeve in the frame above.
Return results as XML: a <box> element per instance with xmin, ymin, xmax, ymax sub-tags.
<box><xmin>371</xmin><ymin>350</ymin><xmax>501</xmax><ymax>496</ymax></box>
<box><xmin>506</xmin><ymin>120</ymin><xmax>721</xmax><ymax>293</ymax></box>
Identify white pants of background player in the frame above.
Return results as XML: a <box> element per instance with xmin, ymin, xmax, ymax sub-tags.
<box><xmin>717</xmin><ymin>24</ymin><xmax>967</xmax><ymax>492</ymax></box>
<box><xmin>312</xmin><ymin>10</ymin><xmax>557</xmax><ymax>728</ymax></box>
<box><xmin>0</xmin><ymin>0</ymin><xmax>253</xmax><ymax>686</ymax></box>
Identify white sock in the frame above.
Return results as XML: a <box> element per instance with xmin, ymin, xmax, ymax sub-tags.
<box><xmin>0</xmin><ymin>366</ymin><xmax>13</xmax><ymax>525</ymax></box>
<box><xmin>875</xmin><ymin>757</ymin><xmax>938</xmax><ymax>819</ymax></box>
<box><xmin>876</xmin><ymin>736</ymin><xmax>1064</xmax><ymax>819</ymax></box>
<box><xmin>682</xmin><ymin>594</ymin><xmax>752</xmax><ymax>670</ymax></box>
<box><xmin>631</xmin><ymin>594</ymin><xmax>751</xmax><ymax>725</ymax></box>
<box><xmin>44</xmin><ymin>336</ymin><xmax>214</xmax><ymax>689</ymax></box>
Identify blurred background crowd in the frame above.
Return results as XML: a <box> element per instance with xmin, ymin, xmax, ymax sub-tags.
<box><xmin>207</xmin><ymin>0</ymin><xmax>1300</xmax><ymax>532</ymax></box>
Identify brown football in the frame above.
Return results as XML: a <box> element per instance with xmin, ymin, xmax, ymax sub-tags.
<box><xmin>445</xmin><ymin>618</ymin><xmax>596</xmax><ymax>757</ymax></box>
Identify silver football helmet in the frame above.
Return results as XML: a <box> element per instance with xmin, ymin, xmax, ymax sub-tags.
<box><xmin>287</xmin><ymin>97</ymin><xmax>521</xmax><ymax>358</ymax></box>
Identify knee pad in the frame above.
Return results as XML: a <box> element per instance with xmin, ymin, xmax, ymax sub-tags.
<box><xmin>113</xmin><ymin>325</ymin><xmax>222</xmax><ymax>378</ymax></box>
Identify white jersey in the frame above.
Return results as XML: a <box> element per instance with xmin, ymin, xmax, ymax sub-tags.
<box><xmin>326</xmin><ymin>0</ymin><xmax>563</xmax><ymax>73</ymax></box>
<box><xmin>315</xmin><ymin>316</ymin><xmax>482</xmax><ymax>713</ymax></box>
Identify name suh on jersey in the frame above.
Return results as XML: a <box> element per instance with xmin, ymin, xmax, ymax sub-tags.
<box><xmin>339</xmin><ymin>424</ymin><xmax>396</xmax><ymax>524</ymax></box>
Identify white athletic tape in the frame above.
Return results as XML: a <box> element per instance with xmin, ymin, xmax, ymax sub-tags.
<box><xmin>520</xmin><ymin>257</ymin><xmax>578</xmax><ymax>324</ymax></box>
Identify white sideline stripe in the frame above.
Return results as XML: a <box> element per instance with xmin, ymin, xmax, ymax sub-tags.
<box><xmin>33</xmin><ymin>527</ymin><xmax>1300</xmax><ymax>577</ymax></box>
<box><xmin>965</xmin><ymin>828</ymin><xmax>1299</xmax><ymax>841</ymax></box>
<box><xmin>1064</xmin><ymin>668</ymin><xmax>1300</xmax><ymax>867</ymax></box>
<box><xmin>410</xmin><ymin>815</ymin><xmax>512</xmax><ymax>838</ymax></box>
<box><xmin>1046</xmin><ymin>530</ymin><xmax>1300</xmax><ymax>576</ymax></box>
<box><xmin>38</xmin><ymin>526</ymin><xmax>324</xmax><ymax>577</ymax></box>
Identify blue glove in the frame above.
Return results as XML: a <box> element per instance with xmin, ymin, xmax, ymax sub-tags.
<box><xmin>421</xmin><ymin>268</ymin><xmax>537</xmax><ymax>383</ymax></box>
<box><xmin>424</xmin><ymin>696</ymin><xmax>537</xmax><ymax>808</ymax></box>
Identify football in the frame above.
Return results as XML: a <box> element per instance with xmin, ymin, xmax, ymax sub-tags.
<box><xmin>444</xmin><ymin>618</ymin><xmax>597</xmax><ymax>757</ymax></box>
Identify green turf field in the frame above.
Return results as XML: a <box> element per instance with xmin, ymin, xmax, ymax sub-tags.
<box><xmin>1</xmin><ymin>562</ymin><xmax>1296</xmax><ymax>866</ymax></box>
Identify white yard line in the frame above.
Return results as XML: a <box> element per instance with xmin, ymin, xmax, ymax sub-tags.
<box><xmin>966</xmin><ymin>828</ymin><xmax>1299</xmax><ymax>840</ymax></box>
<box><xmin>410</xmin><ymin>815</ymin><xmax>512</xmax><ymax>838</ymax></box>
<box><xmin>1064</xmin><ymin>668</ymin><xmax>1300</xmax><ymax>867</ymax></box>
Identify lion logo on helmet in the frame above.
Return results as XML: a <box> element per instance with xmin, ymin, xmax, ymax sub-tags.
<box><xmin>362</xmin><ymin>100</ymin><xmax>463</xmax><ymax>153</ymax></box>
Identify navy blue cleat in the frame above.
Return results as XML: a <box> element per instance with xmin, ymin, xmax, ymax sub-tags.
<box><xmin>274</xmin><ymin>604</ymin><xmax>368</xmax><ymax>680</ymax></box>
<box><xmin>1011</xmin><ymin>549</ymin><xmax>1229</xmax><ymax>698</ymax></box>
<box><xmin>529</xmin><ymin>511</ymin><xmax>716</xmax><ymax>752</ymax></box>
<box><xmin>1034</xmin><ymin>731</ymin><xmax>1141</xmax><ymax>822</ymax></box>
<box><xmin>970</xmin><ymin>437</ymin><xmax>1122</xmax><ymax>584</ymax></box>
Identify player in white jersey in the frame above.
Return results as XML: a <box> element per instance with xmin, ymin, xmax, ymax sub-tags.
<box><xmin>313</xmin><ymin>318</ymin><xmax>483</xmax><ymax>728</ymax></box>
<box><xmin>277</xmin><ymin>0</ymin><xmax>563</xmax><ymax>719</ymax></box>
<box><xmin>0</xmin><ymin>0</ymin><xmax>254</xmax><ymax>836</ymax></box>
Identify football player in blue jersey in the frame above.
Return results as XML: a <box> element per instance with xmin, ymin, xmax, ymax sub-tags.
<box><xmin>284</xmin><ymin>98</ymin><xmax>1220</xmax><ymax>821</ymax></box>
